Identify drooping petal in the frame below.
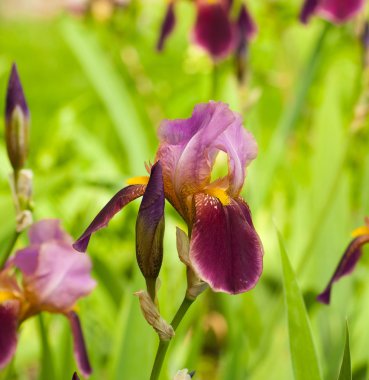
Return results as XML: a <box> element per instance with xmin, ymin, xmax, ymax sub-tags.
<box><xmin>316</xmin><ymin>0</ymin><xmax>364</xmax><ymax>23</ymax></box>
<box><xmin>299</xmin><ymin>0</ymin><xmax>320</xmax><ymax>23</ymax></box>
<box><xmin>317</xmin><ymin>234</ymin><xmax>369</xmax><ymax>304</ymax></box>
<box><xmin>136</xmin><ymin>162</ymin><xmax>165</xmax><ymax>284</ymax></box>
<box><xmin>189</xmin><ymin>193</ymin><xmax>263</xmax><ymax>294</ymax></box>
<box><xmin>73</xmin><ymin>185</ymin><xmax>146</xmax><ymax>252</ymax></box>
<box><xmin>0</xmin><ymin>300</ymin><xmax>19</xmax><ymax>370</ymax></box>
<box><xmin>15</xmin><ymin>241</ymin><xmax>96</xmax><ymax>312</ymax></box>
<box><xmin>29</xmin><ymin>219</ymin><xmax>72</xmax><ymax>245</ymax></box>
<box><xmin>67</xmin><ymin>311</ymin><xmax>92</xmax><ymax>377</ymax></box>
<box><xmin>157</xmin><ymin>2</ymin><xmax>176</xmax><ymax>51</ymax></box>
<box><xmin>193</xmin><ymin>0</ymin><xmax>234</xmax><ymax>59</ymax></box>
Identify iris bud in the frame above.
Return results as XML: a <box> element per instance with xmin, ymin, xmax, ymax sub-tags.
<box><xmin>136</xmin><ymin>161</ymin><xmax>165</xmax><ymax>301</ymax></box>
<box><xmin>5</xmin><ymin>64</ymin><xmax>30</xmax><ymax>172</ymax></box>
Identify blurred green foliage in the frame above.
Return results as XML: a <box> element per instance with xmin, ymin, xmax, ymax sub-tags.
<box><xmin>0</xmin><ymin>0</ymin><xmax>369</xmax><ymax>379</ymax></box>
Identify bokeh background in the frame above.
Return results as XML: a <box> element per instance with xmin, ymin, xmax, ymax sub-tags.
<box><xmin>0</xmin><ymin>0</ymin><xmax>369</xmax><ymax>379</ymax></box>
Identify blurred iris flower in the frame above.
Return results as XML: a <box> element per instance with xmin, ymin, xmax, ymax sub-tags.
<box><xmin>300</xmin><ymin>0</ymin><xmax>365</xmax><ymax>24</ymax></box>
<box><xmin>74</xmin><ymin>101</ymin><xmax>263</xmax><ymax>295</ymax></box>
<box><xmin>0</xmin><ymin>220</ymin><xmax>96</xmax><ymax>376</ymax></box>
<box><xmin>317</xmin><ymin>217</ymin><xmax>369</xmax><ymax>304</ymax></box>
<box><xmin>157</xmin><ymin>0</ymin><xmax>257</xmax><ymax>79</ymax></box>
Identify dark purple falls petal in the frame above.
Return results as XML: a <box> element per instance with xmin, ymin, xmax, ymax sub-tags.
<box><xmin>67</xmin><ymin>311</ymin><xmax>92</xmax><ymax>378</ymax></box>
<box><xmin>72</xmin><ymin>372</ymin><xmax>80</xmax><ymax>380</ymax></box>
<box><xmin>193</xmin><ymin>2</ymin><xmax>234</xmax><ymax>59</ymax></box>
<box><xmin>0</xmin><ymin>301</ymin><xmax>19</xmax><ymax>370</ymax></box>
<box><xmin>157</xmin><ymin>2</ymin><xmax>176</xmax><ymax>51</ymax></box>
<box><xmin>136</xmin><ymin>162</ymin><xmax>165</xmax><ymax>280</ymax></box>
<box><xmin>73</xmin><ymin>185</ymin><xmax>146</xmax><ymax>252</ymax></box>
<box><xmin>189</xmin><ymin>194</ymin><xmax>263</xmax><ymax>294</ymax></box>
<box><xmin>317</xmin><ymin>234</ymin><xmax>369</xmax><ymax>304</ymax></box>
<box><xmin>299</xmin><ymin>0</ymin><xmax>320</xmax><ymax>23</ymax></box>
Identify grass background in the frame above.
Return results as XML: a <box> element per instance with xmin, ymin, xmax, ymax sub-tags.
<box><xmin>0</xmin><ymin>0</ymin><xmax>369</xmax><ymax>379</ymax></box>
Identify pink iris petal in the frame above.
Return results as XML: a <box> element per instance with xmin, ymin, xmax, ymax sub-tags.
<box><xmin>157</xmin><ymin>2</ymin><xmax>176</xmax><ymax>51</ymax></box>
<box><xmin>29</xmin><ymin>219</ymin><xmax>72</xmax><ymax>245</ymax></box>
<box><xmin>316</xmin><ymin>0</ymin><xmax>364</xmax><ymax>23</ymax></box>
<box><xmin>189</xmin><ymin>194</ymin><xmax>263</xmax><ymax>294</ymax></box>
<box><xmin>0</xmin><ymin>300</ymin><xmax>19</xmax><ymax>370</ymax></box>
<box><xmin>193</xmin><ymin>0</ymin><xmax>234</xmax><ymax>59</ymax></box>
<box><xmin>157</xmin><ymin>102</ymin><xmax>257</xmax><ymax>204</ymax></box>
<box><xmin>16</xmin><ymin>242</ymin><xmax>95</xmax><ymax>312</ymax></box>
<box><xmin>317</xmin><ymin>234</ymin><xmax>369</xmax><ymax>304</ymax></box>
<box><xmin>73</xmin><ymin>185</ymin><xmax>146</xmax><ymax>252</ymax></box>
<box><xmin>12</xmin><ymin>220</ymin><xmax>96</xmax><ymax>313</ymax></box>
<box><xmin>67</xmin><ymin>311</ymin><xmax>92</xmax><ymax>377</ymax></box>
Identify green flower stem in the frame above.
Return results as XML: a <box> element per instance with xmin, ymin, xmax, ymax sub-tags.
<box><xmin>38</xmin><ymin>315</ymin><xmax>56</xmax><ymax>380</ymax></box>
<box><xmin>253</xmin><ymin>22</ymin><xmax>331</xmax><ymax>209</ymax></box>
<box><xmin>211</xmin><ymin>63</ymin><xmax>220</xmax><ymax>100</ymax></box>
<box><xmin>150</xmin><ymin>297</ymin><xmax>194</xmax><ymax>380</ymax></box>
<box><xmin>0</xmin><ymin>230</ymin><xmax>20</xmax><ymax>269</ymax></box>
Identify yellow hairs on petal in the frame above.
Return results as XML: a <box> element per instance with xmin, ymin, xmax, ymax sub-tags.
<box><xmin>0</xmin><ymin>291</ymin><xmax>16</xmax><ymax>302</ymax></box>
<box><xmin>351</xmin><ymin>226</ymin><xmax>369</xmax><ymax>238</ymax></box>
<box><xmin>205</xmin><ymin>188</ymin><xmax>231</xmax><ymax>206</ymax></box>
<box><xmin>126</xmin><ymin>176</ymin><xmax>149</xmax><ymax>186</ymax></box>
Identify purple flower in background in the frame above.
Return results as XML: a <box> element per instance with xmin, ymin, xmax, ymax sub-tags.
<box><xmin>156</xmin><ymin>0</ymin><xmax>257</xmax><ymax>63</ymax></box>
<box><xmin>157</xmin><ymin>1</ymin><xmax>176</xmax><ymax>51</ymax></box>
<box><xmin>193</xmin><ymin>0</ymin><xmax>234</xmax><ymax>59</ymax></box>
<box><xmin>300</xmin><ymin>0</ymin><xmax>365</xmax><ymax>24</ymax></box>
<box><xmin>317</xmin><ymin>218</ymin><xmax>369</xmax><ymax>304</ymax></box>
<box><xmin>74</xmin><ymin>101</ymin><xmax>263</xmax><ymax>295</ymax></box>
<box><xmin>0</xmin><ymin>220</ymin><xmax>96</xmax><ymax>376</ymax></box>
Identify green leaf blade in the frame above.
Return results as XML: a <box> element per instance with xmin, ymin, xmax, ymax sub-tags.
<box><xmin>338</xmin><ymin>323</ymin><xmax>351</xmax><ymax>380</ymax></box>
<box><xmin>278</xmin><ymin>231</ymin><xmax>322</xmax><ymax>380</ymax></box>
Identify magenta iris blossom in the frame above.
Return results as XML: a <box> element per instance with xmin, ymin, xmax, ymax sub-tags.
<box><xmin>0</xmin><ymin>220</ymin><xmax>96</xmax><ymax>376</ymax></box>
<box><xmin>74</xmin><ymin>101</ymin><xmax>263</xmax><ymax>295</ymax></box>
<box><xmin>157</xmin><ymin>0</ymin><xmax>257</xmax><ymax>61</ymax></box>
<box><xmin>317</xmin><ymin>219</ymin><xmax>369</xmax><ymax>304</ymax></box>
<box><xmin>300</xmin><ymin>0</ymin><xmax>365</xmax><ymax>24</ymax></box>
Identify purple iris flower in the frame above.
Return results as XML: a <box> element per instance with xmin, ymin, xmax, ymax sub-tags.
<box><xmin>317</xmin><ymin>218</ymin><xmax>369</xmax><ymax>304</ymax></box>
<box><xmin>300</xmin><ymin>0</ymin><xmax>365</xmax><ymax>24</ymax></box>
<box><xmin>0</xmin><ymin>220</ymin><xmax>96</xmax><ymax>376</ymax></box>
<box><xmin>74</xmin><ymin>101</ymin><xmax>263</xmax><ymax>295</ymax></box>
<box><xmin>157</xmin><ymin>0</ymin><xmax>257</xmax><ymax>62</ymax></box>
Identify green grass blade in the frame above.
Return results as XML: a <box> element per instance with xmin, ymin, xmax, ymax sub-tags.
<box><xmin>278</xmin><ymin>230</ymin><xmax>322</xmax><ymax>380</ymax></box>
<box><xmin>338</xmin><ymin>323</ymin><xmax>351</xmax><ymax>380</ymax></box>
<box><xmin>60</xmin><ymin>17</ymin><xmax>149</xmax><ymax>174</ymax></box>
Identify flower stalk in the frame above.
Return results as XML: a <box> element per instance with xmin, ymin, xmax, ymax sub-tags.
<box><xmin>150</xmin><ymin>297</ymin><xmax>194</xmax><ymax>380</ymax></box>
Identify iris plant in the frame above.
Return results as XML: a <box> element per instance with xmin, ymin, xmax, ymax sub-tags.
<box><xmin>317</xmin><ymin>217</ymin><xmax>369</xmax><ymax>304</ymax></box>
<box><xmin>0</xmin><ymin>220</ymin><xmax>96</xmax><ymax>376</ymax></box>
<box><xmin>74</xmin><ymin>101</ymin><xmax>263</xmax><ymax>295</ymax></box>
<box><xmin>74</xmin><ymin>101</ymin><xmax>263</xmax><ymax>379</ymax></box>
<box><xmin>300</xmin><ymin>0</ymin><xmax>365</xmax><ymax>24</ymax></box>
